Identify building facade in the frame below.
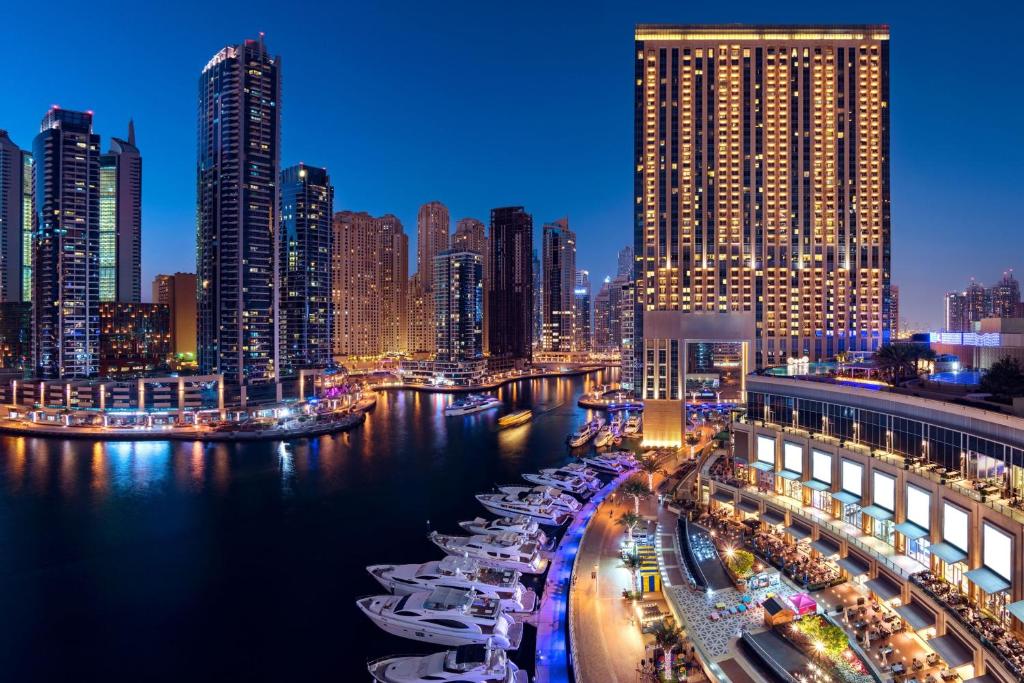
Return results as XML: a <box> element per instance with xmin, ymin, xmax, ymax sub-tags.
<box><xmin>407</xmin><ymin>201</ymin><xmax>450</xmax><ymax>357</ymax></box>
<box><xmin>332</xmin><ymin>211</ymin><xmax>408</xmax><ymax>358</ymax></box>
<box><xmin>634</xmin><ymin>25</ymin><xmax>891</xmax><ymax>443</ymax></box>
<box><xmin>616</xmin><ymin>245</ymin><xmax>634</xmax><ymax>280</ymax></box>
<box><xmin>99</xmin><ymin>302</ymin><xmax>171</xmax><ymax>377</ymax></box>
<box><xmin>0</xmin><ymin>302</ymin><xmax>32</xmax><ymax>372</ymax></box>
<box><xmin>98</xmin><ymin>122</ymin><xmax>142</xmax><ymax>303</ymax></box>
<box><xmin>541</xmin><ymin>217</ymin><xmax>576</xmax><ymax>352</ymax></box>
<box><xmin>434</xmin><ymin>250</ymin><xmax>483</xmax><ymax>362</ymax></box>
<box><xmin>33</xmin><ymin>108</ymin><xmax>102</xmax><ymax>379</ymax></box>
<box><xmin>0</xmin><ymin>131</ymin><xmax>32</xmax><ymax>303</ymax></box>
<box><xmin>452</xmin><ymin>217</ymin><xmax>488</xmax><ymax>351</ymax></box>
<box><xmin>152</xmin><ymin>272</ymin><xmax>197</xmax><ymax>358</ymax></box>
<box><xmin>488</xmin><ymin>207</ymin><xmax>533</xmax><ymax>364</ymax></box>
<box><xmin>196</xmin><ymin>36</ymin><xmax>280</xmax><ymax>389</ymax></box>
<box><xmin>891</xmin><ymin>284</ymin><xmax>900</xmax><ymax>340</ymax></box>
<box><xmin>990</xmin><ymin>272</ymin><xmax>1021</xmax><ymax>320</ymax></box>
<box><xmin>574</xmin><ymin>269</ymin><xmax>592</xmax><ymax>351</ymax></box>
<box><xmin>279</xmin><ymin>164</ymin><xmax>333</xmax><ymax>377</ymax></box>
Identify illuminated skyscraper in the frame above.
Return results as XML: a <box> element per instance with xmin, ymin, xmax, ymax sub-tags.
<box><xmin>197</xmin><ymin>36</ymin><xmax>280</xmax><ymax>392</ymax></box>
<box><xmin>541</xmin><ymin>217</ymin><xmax>576</xmax><ymax>352</ymax></box>
<box><xmin>574</xmin><ymin>269</ymin><xmax>592</xmax><ymax>351</ymax></box>
<box><xmin>634</xmin><ymin>25</ymin><xmax>891</xmax><ymax>442</ymax></box>
<box><xmin>616</xmin><ymin>245</ymin><xmax>633</xmax><ymax>280</ymax></box>
<box><xmin>452</xmin><ymin>218</ymin><xmax>489</xmax><ymax>350</ymax></box>
<box><xmin>407</xmin><ymin>201</ymin><xmax>450</xmax><ymax>356</ymax></box>
<box><xmin>98</xmin><ymin>121</ymin><xmax>141</xmax><ymax>303</ymax></box>
<box><xmin>332</xmin><ymin>211</ymin><xmax>407</xmax><ymax>358</ymax></box>
<box><xmin>488</xmin><ymin>207</ymin><xmax>533</xmax><ymax>365</ymax></box>
<box><xmin>32</xmin><ymin>107</ymin><xmax>101</xmax><ymax>379</ymax></box>
<box><xmin>990</xmin><ymin>271</ymin><xmax>1021</xmax><ymax>319</ymax></box>
<box><xmin>0</xmin><ymin>130</ymin><xmax>32</xmax><ymax>303</ymax></box>
<box><xmin>279</xmin><ymin>164</ymin><xmax>333</xmax><ymax>376</ymax></box>
<box><xmin>434</xmin><ymin>250</ymin><xmax>483</xmax><ymax>362</ymax></box>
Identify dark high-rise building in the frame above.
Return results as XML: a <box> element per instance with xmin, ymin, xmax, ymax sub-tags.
<box><xmin>488</xmin><ymin>207</ymin><xmax>533</xmax><ymax>363</ymax></box>
<box><xmin>594</xmin><ymin>278</ymin><xmax>613</xmax><ymax>352</ymax></box>
<box><xmin>990</xmin><ymin>271</ymin><xmax>1021</xmax><ymax>319</ymax></box>
<box><xmin>890</xmin><ymin>284</ymin><xmax>900</xmax><ymax>340</ymax></box>
<box><xmin>634</xmin><ymin>25</ymin><xmax>891</xmax><ymax>443</ymax></box>
<box><xmin>434</xmin><ymin>250</ymin><xmax>483</xmax><ymax>362</ymax></box>
<box><xmin>532</xmin><ymin>249</ymin><xmax>542</xmax><ymax>351</ymax></box>
<box><xmin>616</xmin><ymin>245</ymin><xmax>633</xmax><ymax>280</ymax></box>
<box><xmin>0</xmin><ymin>302</ymin><xmax>32</xmax><ymax>372</ymax></box>
<box><xmin>541</xmin><ymin>218</ymin><xmax>576</xmax><ymax>352</ymax></box>
<box><xmin>99</xmin><ymin>122</ymin><xmax>142</xmax><ymax>303</ymax></box>
<box><xmin>279</xmin><ymin>164</ymin><xmax>333</xmax><ymax>377</ymax></box>
<box><xmin>574</xmin><ymin>269</ymin><xmax>592</xmax><ymax>351</ymax></box>
<box><xmin>945</xmin><ymin>291</ymin><xmax>968</xmax><ymax>333</ymax></box>
<box><xmin>965</xmin><ymin>280</ymin><xmax>989</xmax><ymax>328</ymax></box>
<box><xmin>197</xmin><ymin>36</ymin><xmax>280</xmax><ymax>390</ymax></box>
<box><xmin>0</xmin><ymin>131</ymin><xmax>33</xmax><ymax>303</ymax></box>
<box><xmin>99</xmin><ymin>302</ymin><xmax>171</xmax><ymax>377</ymax></box>
<box><xmin>33</xmin><ymin>107</ymin><xmax>102</xmax><ymax>379</ymax></box>
<box><xmin>152</xmin><ymin>272</ymin><xmax>197</xmax><ymax>357</ymax></box>
<box><xmin>452</xmin><ymin>218</ymin><xmax>488</xmax><ymax>351</ymax></box>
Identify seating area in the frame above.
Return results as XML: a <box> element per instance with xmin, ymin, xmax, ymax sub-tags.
<box><xmin>912</xmin><ymin>571</ymin><xmax>1024</xmax><ymax>679</ymax></box>
<box><xmin>750</xmin><ymin>529</ymin><xmax>843</xmax><ymax>590</ymax></box>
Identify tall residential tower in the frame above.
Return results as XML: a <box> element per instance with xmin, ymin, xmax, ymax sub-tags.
<box><xmin>488</xmin><ymin>207</ymin><xmax>533</xmax><ymax>366</ymax></box>
<box><xmin>0</xmin><ymin>131</ymin><xmax>32</xmax><ymax>303</ymax></box>
<box><xmin>541</xmin><ymin>217</ymin><xmax>576</xmax><ymax>352</ymax></box>
<box><xmin>99</xmin><ymin>122</ymin><xmax>142</xmax><ymax>302</ymax></box>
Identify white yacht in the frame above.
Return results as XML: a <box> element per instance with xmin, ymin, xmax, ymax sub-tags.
<box><xmin>475</xmin><ymin>489</ymin><xmax>572</xmax><ymax>526</ymax></box>
<box><xmin>594</xmin><ymin>424</ymin><xmax>615</xmax><ymax>448</ymax></box>
<box><xmin>357</xmin><ymin>587</ymin><xmax>524</xmax><ymax>650</ymax></box>
<box><xmin>367</xmin><ymin>556</ymin><xmax>537</xmax><ymax>612</ymax></box>
<box><xmin>368</xmin><ymin>643</ymin><xmax>528</xmax><ymax>683</ymax></box>
<box><xmin>557</xmin><ymin>461</ymin><xmax>603</xmax><ymax>486</ymax></box>
<box><xmin>567</xmin><ymin>418</ymin><xmax>604</xmax><ymax>448</ymax></box>
<box><xmin>445</xmin><ymin>395</ymin><xmax>502</xmax><ymax>416</ymax></box>
<box><xmin>496</xmin><ymin>485</ymin><xmax>580</xmax><ymax>514</ymax></box>
<box><xmin>429</xmin><ymin>531</ymin><xmax>548</xmax><ymax>574</ymax></box>
<box><xmin>623</xmin><ymin>414</ymin><xmax>642</xmax><ymax>436</ymax></box>
<box><xmin>522</xmin><ymin>467</ymin><xmax>598</xmax><ymax>496</ymax></box>
<box><xmin>458</xmin><ymin>516</ymin><xmax>548</xmax><ymax>545</ymax></box>
<box><xmin>581</xmin><ymin>451</ymin><xmax>637</xmax><ymax>474</ymax></box>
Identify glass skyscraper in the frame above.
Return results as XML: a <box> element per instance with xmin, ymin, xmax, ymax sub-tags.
<box><xmin>434</xmin><ymin>250</ymin><xmax>483</xmax><ymax>362</ymax></box>
<box><xmin>98</xmin><ymin>121</ymin><xmax>141</xmax><ymax>303</ymax></box>
<box><xmin>0</xmin><ymin>130</ymin><xmax>33</xmax><ymax>303</ymax></box>
<box><xmin>197</xmin><ymin>36</ymin><xmax>280</xmax><ymax>391</ymax></box>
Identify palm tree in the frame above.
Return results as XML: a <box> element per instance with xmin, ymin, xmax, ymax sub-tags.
<box><xmin>620</xmin><ymin>552</ymin><xmax>643</xmax><ymax>596</ymax></box>
<box><xmin>620</xmin><ymin>477</ymin><xmax>652</xmax><ymax>515</ymax></box>
<box><xmin>873</xmin><ymin>343</ymin><xmax>936</xmax><ymax>383</ymax></box>
<box><xmin>617</xmin><ymin>511</ymin><xmax>642</xmax><ymax>545</ymax></box>
<box><xmin>637</xmin><ymin>455</ymin><xmax>665</xmax><ymax>493</ymax></box>
<box><xmin>651</xmin><ymin>621</ymin><xmax>684</xmax><ymax>680</ymax></box>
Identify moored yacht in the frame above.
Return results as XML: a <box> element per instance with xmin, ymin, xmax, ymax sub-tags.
<box><xmin>458</xmin><ymin>516</ymin><xmax>548</xmax><ymax>545</ymax></box>
<box><xmin>496</xmin><ymin>485</ymin><xmax>580</xmax><ymax>514</ymax></box>
<box><xmin>475</xmin><ymin>489</ymin><xmax>572</xmax><ymax>526</ymax></box>
<box><xmin>623</xmin><ymin>414</ymin><xmax>642</xmax><ymax>436</ymax></box>
<box><xmin>567</xmin><ymin>418</ymin><xmax>604</xmax><ymax>448</ymax></box>
<box><xmin>581</xmin><ymin>450</ymin><xmax>638</xmax><ymax>474</ymax></box>
<box><xmin>594</xmin><ymin>424</ymin><xmax>615</xmax><ymax>448</ymax></box>
<box><xmin>445</xmin><ymin>395</ymin><xmax>502</xmax><ymax>416</ymax></box>
<box><xmin>522</xmin><ymin>467</ymin><xmax>598</xmax><ymax>496</ymax></box>
<box><xmin>367</xmin><ymin>555</ymin><xmax>537</xmax><ymax>612</ymax></box>
<box><xmin>357</xmin><ymin>587</ymin><xmax>524</xmax><ymax>650</ymax></box>
<box><xmin>367</xmin><ymin>643</ymin><xmax>528</xmax><ymax>683</ymax></box>
<box><xmin>429</xmin><ymin>531</ymin><xmax>547</xmax><ymax>574</ymax></box>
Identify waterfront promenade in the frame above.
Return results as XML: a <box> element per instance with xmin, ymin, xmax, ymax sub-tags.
<box><xmin>371</xmin><ymin>364</ymin><xmax>615</xmax><ymax>394</ymax></box>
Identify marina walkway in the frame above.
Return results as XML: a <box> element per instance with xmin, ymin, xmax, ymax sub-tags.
<box><xmin>534</xmin><ymin>470</ymin><xmax>631</xmax><ymax>683</ymax></box>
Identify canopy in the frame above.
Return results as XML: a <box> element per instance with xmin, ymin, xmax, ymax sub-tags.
<box><xmin>1007</xmin><ymin>599</ymin><xmax>1024</xmax><ymax>624</ymax></box>
<box><xmin>833</xmin><ymin>490</ymin><xmax>861</xmax><ymax>505</ymax></box>
<box><xmin>789</xmin><ymin>593</ymin><xmax>817</xmax><ymax>615</ymax></box>
<box><xmin>965</xmin><ymin>566</ymin><xmax>1011</xmax><ymax>595</ymax></box>
<box><xmin>810</xmin><ymin>536</ymin><xmax>841</xmax><ymax>557</ymax></box>
<box><xmin>927</xmin><ymin>633</ymin><xmax>973</xmax><ymax>668</ymax></box>
<box><xmin>895</xmin><ymin>601</ymin><xmax>936</xmax><ymax>631</ymax></box>
<box><xmin>861</xmin><ymin>504</ymin><xmax>894</xmax><ymax>521</ymax></box>
<box><xmin>865</xmin><ymin>574</ymin><xmax>902</xmax><ymax>601</ymax></box>
<box><xmin>737</xmin><ymin>498</ymin><xmax>760</xmax><ymax>514</ymax></box>
<box><xmin>837</xmin><ymin>554</ymin><xmax>870</xmax><ymax>577</ymax></box>
<box><xmin>712</xmin><ymin>491</ymin><xmax>734</xmax><ymax>505</ymax></box>
<box><xmin>894</xmin><ymin>521</ymin><xmax>929</xmax><ymax>540</ymax></box>
<box><xmin>751</xmin><ymin>461</ymin><xmax>775</xmax><ymax>472</ymax></box>
<box><xmin>785</xmin><ymin>524</ymin><xmax>812</xmax><ymax>541</ymax></box>
<box><xmin>803</xmin><ymin>479</ymin><xmax>830</xmax><ymax>491</ymax></box>
<box><xmin>777</xmin><ymin>469</ymin><xmax>802</xmax><ymax>481</ymax></box>
<box><xmin>929</xmin><ymin>541</ymin><xmax>968</xmax><ymax>565</ymax></box>
<box><xmin>761</xmin><ymin>509</ymin><xmax>786</xmax><ymax>526</ymax></box>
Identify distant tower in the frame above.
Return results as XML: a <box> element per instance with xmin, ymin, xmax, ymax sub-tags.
<box><xmin>279</xmin><ymin>164</ymin><xmax>334</xmax><ymax>376</ymax></box>
<box><xmin>197</xmin><ymin>36</ymin><xmax>281</xmax><ymax>391</ymax></box>
<box><xmin>574</xmin><ymin>269</ymin><xmax>592</xmax><ymax>351</ymax></box>
<box><xmin>452</xmin><ymin>218</ymin><xmax>488</xmax><ymax>350</ymax></box>
<box><xmin>99</xmin><ymin>120</ymin><xmax>142</xmax><ymax>302</ymax></box>
<box><xmin>408</xmin><ymin>201</ymin><xmax>450</xmax><ymax>356</ymax></box>
<box><xmin>989</xmin><ymin>270</ymin><xmax>1020</xmax><ymax>319</ymax></box>
<box><xmin>488</xmin><ymin>207</ymin><xmax>533</xmax><ymax>364</ymax></box>
<box><xmin>434</xmin><ymin>250</ymin><xmax>483</xmax><ymax>361</ymax></box>
<box><xmin>616</xmin><ymin>245</ymin><xmax>633</xmax><ymax>280</ymax></box>
<box><xmin>541</xmin><ymin>218</ymin><xmax>576</xmax><ymax>352</ymax></box>
<box><xmin>33</xmin><ymin>108</ymin><xmax>102</xmax><ymax>379</ymax></box>
<box><xmin>0</xmin><ymin>130</ymin><xmax>33</xmax><ymax>303</ymax></box>
<box><xmin>889</xmin><ymin>285</ymin><xmax>900</xmax><ymax>339</ymax></box>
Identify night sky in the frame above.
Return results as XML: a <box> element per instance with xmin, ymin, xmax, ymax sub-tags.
<box><xmin>3</xmin><ymin>1</ymin><xmax>1021</xmax><ymax>327</ymax></box>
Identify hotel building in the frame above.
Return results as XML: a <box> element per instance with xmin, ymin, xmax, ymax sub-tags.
<box><xmin>331</xmin><ymin>211</ymin><xmax>407</xmax><ymax>359</ymax></box>
<box><xmin>434</xmin><ymin>250</ymin><xmax>483</xmax><ymax>362</ymax></box>
<box><xmin>541</xmin><ymin>217</ymin><xmax>576</xmax><ymax>352</ymax></box>
<box><xmin>710</xmin><ymin>370</ymin><xmax>1024</xmax><ymax>682</ymax></box>
<box><xmin>0</xmin><ymin>130</ymin><xmax>33</xmax><ymax>303</ymax></box>
<box><xmin>196</xmin><ymin>36</ymin><xmax>280</xmax><ymax>391</ymax></box>
<box><xmin>278</xmin><ymin>163</ymin><xmax>333</xmax><ymax>377</ymax></box>
<box><xmin>488</xmin><ymin>206</ymin><xmax>533</xmax><ymax>367</ymax></box>
<box><xmin>634</xmin><ymin>25</ymin><xmax>892</xmax><ymax>444</ymax></box>
<box><xmin>32</xmin><ymin>108</ymin><xmax>102</xmax><ymax>379</ymax></box>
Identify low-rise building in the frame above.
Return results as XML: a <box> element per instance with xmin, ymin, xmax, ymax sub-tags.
<box><xmin>99</xmin><ymin>303</ymin><xmax>171</xmax><ymax>378</ymax></box>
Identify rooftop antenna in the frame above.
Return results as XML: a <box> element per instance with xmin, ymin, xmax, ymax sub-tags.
<box><xmin>127</xmin><ymin>118</ymin><xmax>136</xmax><ymax>146</ymax></box>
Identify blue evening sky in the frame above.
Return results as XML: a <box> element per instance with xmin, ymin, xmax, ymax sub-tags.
<box><xmin>2</xmin><ymin>0</ymin><xmax>1021</xmax><ymax>327</ymax></box>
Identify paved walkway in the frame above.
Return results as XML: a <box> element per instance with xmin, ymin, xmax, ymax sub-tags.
<box><xmin>535</xmin><ymin>471</ymin><xmax>630</xmax><ymax>683</ymax></box>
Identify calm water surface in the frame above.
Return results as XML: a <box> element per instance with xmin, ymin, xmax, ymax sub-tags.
<box><xmin>0</xmin><ymin>369</ymin><xmax>615</xmax><ymax>681</ymax></box>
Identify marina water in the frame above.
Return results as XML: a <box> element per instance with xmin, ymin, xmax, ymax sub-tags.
<box><xmin>0</xmin><ymin>369</ymin><xmax>615</xmax><ymax>680</ymax></box>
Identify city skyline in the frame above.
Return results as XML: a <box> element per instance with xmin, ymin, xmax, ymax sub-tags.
<box><xmin>3</xmin><ymin>2</ymin><xmax>1021</xmax><ymax>327</ymax></box>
